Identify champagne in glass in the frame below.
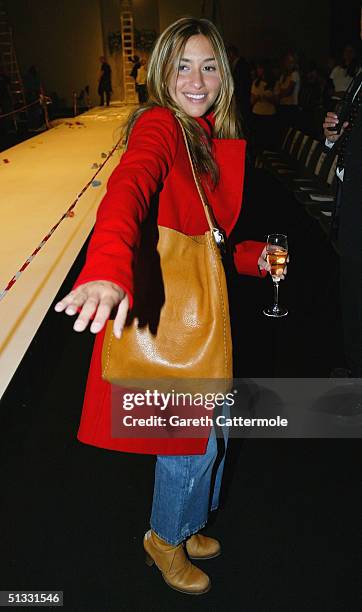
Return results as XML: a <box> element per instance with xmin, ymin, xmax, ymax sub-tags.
<box><xmin>263</xmin><ymin>234</ymin><xmax>288</xmax><ymax>318</ymax></box>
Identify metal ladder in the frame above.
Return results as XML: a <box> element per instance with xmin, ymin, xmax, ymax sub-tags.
<box><xmin>0</xmin><ymin>0</ymin><xmax>28</xmax><ymax>128</ymax></box>
<box><xmin>120</xmin><ymin>0</ymin><xmax>137</xmax><ymax>103</ymax></box>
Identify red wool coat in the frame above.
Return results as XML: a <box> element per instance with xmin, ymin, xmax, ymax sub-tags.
<box><xmin>72</xmin><ymin>106</ymin><xmax>265</xmax><ymax>455</ymax></box>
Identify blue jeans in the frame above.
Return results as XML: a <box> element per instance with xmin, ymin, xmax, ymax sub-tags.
<box><xmin>150</xmin><ymin>422</ymin><xmax>229</xmax><ymax>545</ymax></box>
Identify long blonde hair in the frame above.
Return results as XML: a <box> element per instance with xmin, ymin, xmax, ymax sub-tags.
<box><xmin>124</xmin><ymin>17</ymin><xmax>241</xmax><ymax>187</ymax></box>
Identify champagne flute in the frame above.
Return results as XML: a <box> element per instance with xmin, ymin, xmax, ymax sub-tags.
<box><xmin>263</xmin><ymin>233</ymin><xmax>288</xmax><ymax>318</ymax></box>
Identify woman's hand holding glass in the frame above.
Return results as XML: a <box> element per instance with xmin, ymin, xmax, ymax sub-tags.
<box><xmin>262</xmin><ymin>234</ymin><xmax>289</xmax><ymax>318</ymax></box>
<box><xmin>258</xmin><ymin>246</ymin><xmax>288</xmax><ymax>280</ymax></box>
<box><xmin>54</xmin><ymin>280</ymin><xmax>129</xmax><ymax>339</ymax></box>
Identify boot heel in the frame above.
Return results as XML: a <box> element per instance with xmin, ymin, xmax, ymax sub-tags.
<box><xmin>145</xmin><ymin>552</ymin><xmax>155</xmax><ymax>567</ymax></box>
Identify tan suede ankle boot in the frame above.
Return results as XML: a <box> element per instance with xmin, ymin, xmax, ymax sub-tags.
<box><xmin>143</xmin><ymin>530</ymin><xmax>211</xmax><ymax>595</ymax></box>
<box><xmin>186</xmin><ymin>534</ymin><xmax>221</xmax><ymax>560</ymax></box>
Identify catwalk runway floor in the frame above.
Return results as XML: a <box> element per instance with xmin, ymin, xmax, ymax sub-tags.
<box><xmin>0</xmin><ymin>103</ymin><xmax>135</xmax><ymax>397</ymax></box>
<box><xmin>0</xmin><ymin>156</ymin><xmax>361</xmax><ymax>610</ymax></box>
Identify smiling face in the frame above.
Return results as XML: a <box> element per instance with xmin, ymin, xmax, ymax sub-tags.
<box><xmin>168</xmin><ymin>34</ymin><xmax>222</xmax><ymax>118</ymax></box>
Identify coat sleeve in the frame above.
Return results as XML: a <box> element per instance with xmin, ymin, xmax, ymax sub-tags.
<box><xmin>71</xmin><ymin>108</ymin><xmax>179</xmax><ymax>308</ymax></box>
<box><xmin>233</xmin><ymin>240</ymin><xmax>267</xmax><ymax>277</ymax></box>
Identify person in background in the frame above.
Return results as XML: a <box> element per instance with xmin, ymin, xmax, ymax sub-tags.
<box><xmin>321</xmin><ymin>57</ymin><xmax>337</xmax><ymax>113</ymax></box>
<box><xmin>84</xmin><ymin>85</ymin><xmax>91</xmax><ymax>109</ymax></box>
<box><xmin>136</xmin><ymin>58</ymin><xmax>148</xmax><ymax>104</ymax></box>
<box><xmin>329</xmin><ymin>43</ymin><xmax>361</xmax><ymax>107</ymax></box>
<box><xmin>298</xmin><ymin>60</ymin><xmax>326</xmax><ymax>138</ymax></box>
<box><xmin>98</xmin><ymin>56</ymin><xmax>112</xmax><ymax>107</ymax></box>
<box><xmin>227</xmin><ymin>44</ymin><xmax>252</xmax><ymax>137</ymax></box>
<box><xmin>130</xmin><ymin>54</ymin><xmax>141</xmax><ymax>81</ymax></box>
<box><xmin>275</xmin><ymin>52</ymin><xmax>301</xmax><ymax>134</ymax></box>
<box><xmin>250</xmin><ymin>59</ymin><xmax>277</xmax><ymax>151</ymax></box>
<box><xmin>24</xmin><ymin>65</ymin><xmax>43</xmax><ymax>129</ymax></box>
<box><xmin>24</xmin><ymin>65</ymin><xmax>41</xmax><ymax>102</ymax></box>
<box><xmin>0</xmin><ymin>70</ymin><xmax>12</xmax><ymax>141</ymax></box>
<box><xmin>0</xmin><ymin>70</ymin><xmax>11</xmax><ymax>113</ymax></box>
<box><xmin>323</xmin><ymin>69</ymin><xmax>362</xmax><ymax>376</ymax></box>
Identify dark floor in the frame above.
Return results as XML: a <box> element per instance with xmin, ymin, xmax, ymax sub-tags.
<box><xmin>0</xmin><ymin>167</ymin><xmax>360</xmax><ymax>612</ymax></box>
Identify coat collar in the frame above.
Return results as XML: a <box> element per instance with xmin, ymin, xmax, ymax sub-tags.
<box><xmin>195</xmin><ymin>111</ymin><xmax>215</xmax><ymax>136</ymax></box>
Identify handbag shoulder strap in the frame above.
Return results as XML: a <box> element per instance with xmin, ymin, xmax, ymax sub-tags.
<box><xmin>176</xmin><ymin>117</ymin><xmax>226</xmax><ymax>251</ymax></box>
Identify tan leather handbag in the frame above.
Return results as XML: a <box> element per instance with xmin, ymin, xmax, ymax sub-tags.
<box><xmin>101</xmin><ymin>120</ymin><xmax>232</xmax><ymax>391</ymax></box>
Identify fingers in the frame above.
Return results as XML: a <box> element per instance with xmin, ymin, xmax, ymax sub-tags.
<box><xmin>323</xmin><ymin>112</ymin><xmax>339</xmax><ymax>137</ymax></box>
<box><xmin>271</xmin><ymin>262</ymin><xmax>288</xmax><ymax>280</ymax></box>
<box><xmin>324</xmin><ymin>112</ymin><xmax>338</xmax><ymax>122</ymax></box>
<box><xmin>89</xmin><ymin>297</ymin><xmax>115</xmax><ymax>334</ymax></box>
<box><xmin>341</xmin><ymin>121</ymin><xmax>349</xmax><ymax>133</ymax></box>
<box><xmin>323</xmin><ymin>119</ymin><xmax>338</xmax><ymax>130</ymax></box>
<box><xmin>54</xmin><ymin>281</ymin><xmax>126</xmax><ymax>334</ymax></box>
<box><xmin>279</xmin><ymin>263</ymin><xmax>288</xmax><ymax>280</ymax></box>
<box><xmin>54</xmin><ymin>289</ymin><xmax>87</xmax><ymax>315</ymax></box>
<box><xmin>54</xmin><ymin>290</ymin><xmax>76</xmax><ymax>312</ymax></box>
<box><xmin>258</xmin><ymin>247</ymin><xmax>271</xmax><ymax>272</ymax></box>
<box><xmin>113</xmin><ymin>294</ymin><xmax>130</xmax><ymax>339</ymax></box>
<box><xmin>258</xmin><ymin>256</ymin><xmax>271</xmax><ymax>273</ymax></box>
<box><xmin>73</xmin><ymin>296</ymin><xmax>99</xmax><ymax>332</ymax></box>
<box><xmin>323</xmin><ymin>111</ymin><xmax>349</xmax><ymax>141</ymax></box>
<box><xmin>280</xmin><ymin>263</ymin><xmax>288</xmax><ymax>280</ymax></box>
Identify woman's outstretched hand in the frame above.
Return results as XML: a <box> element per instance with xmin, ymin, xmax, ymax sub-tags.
<box><xmin>54</xmin><ymin>280</ymin><xmax>129</xmax><ymax>339</ymax></box>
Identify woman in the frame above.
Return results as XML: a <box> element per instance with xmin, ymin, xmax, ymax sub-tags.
<box><xmin>329</xmin><ymin>43</ymin><xmax>361</xmax><ymax>106</ymax></box>
<box><xmin>275</xmin><ymin>52</ymin><xmax>301</xmax><ymax>133</ymax></box>
<box><xmin>54</xmin><ymin>18</ymin><xmax>273</xmax><ymax>595</ymax></box>
<box><xmin>250</xmin><ymin>59</ymin><xmax>277</xmax><ymax>151</ymax></box>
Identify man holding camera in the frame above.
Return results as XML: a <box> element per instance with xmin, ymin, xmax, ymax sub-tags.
<box><xmin>323</xmin><ymin>71</ymin><xmax>362</xmax><ymax>376</ymax></box>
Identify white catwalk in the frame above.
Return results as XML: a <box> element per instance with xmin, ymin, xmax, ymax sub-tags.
<box><xmin>0</xmin><ymin>103</ymin><xmax>136</xmax><ymax>398</ymax></box>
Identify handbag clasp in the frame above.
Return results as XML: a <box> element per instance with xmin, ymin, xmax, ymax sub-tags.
<box><xmin>212</xmin><ymin>227</ymin><xmax>226</xmax><ymax>253</ymax></box>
